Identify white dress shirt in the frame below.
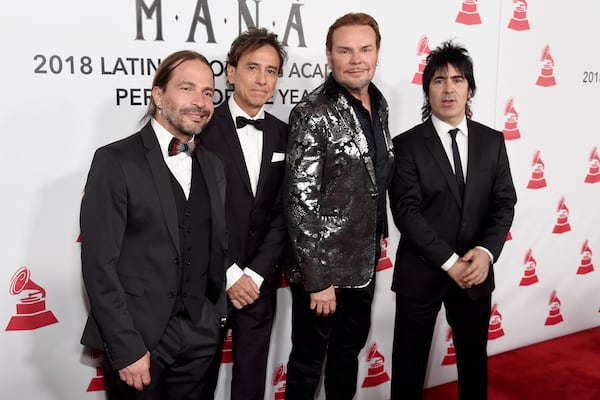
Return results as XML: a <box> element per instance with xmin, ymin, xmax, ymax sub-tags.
<box><xmin>225</xmin><ymin>97</ymin><xmax>266</xmax><ymax>290</ymax></box>
<box><xmin>431</xmin><ymin>115</ymin><xmax>493</xmax><ymax>271</ymax></box>
<box><xmin>152</xmin><ymin>118</ymin><xmax>193</xmax><ymax>199</ymax></box>
<box><xmin>229</xmin><ymin>97</ymin><xmax>264</xmax><ymax>196</ymax></box>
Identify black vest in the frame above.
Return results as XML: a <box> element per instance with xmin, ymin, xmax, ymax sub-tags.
<box><xmin>168</xmin><ymin>157</ymin><xmax>212</xmax><ymax>323</ymax></box>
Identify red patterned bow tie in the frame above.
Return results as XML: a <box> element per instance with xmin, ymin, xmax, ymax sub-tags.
<box><xmin>168</xmin><ymin>136</ymin><xmax>198</xmax><ymax>156</ymax></box>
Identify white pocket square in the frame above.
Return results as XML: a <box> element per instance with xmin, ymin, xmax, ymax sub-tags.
<box><xmin>271</xmin><ymin>152</ymin><xmax>285</xmax><ymax>162</ymax></box>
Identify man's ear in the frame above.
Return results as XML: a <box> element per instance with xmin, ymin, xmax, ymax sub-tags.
<box><xmin>152</xmin><ymin>86</ymin><xmax>163</xmax><ymax>109</ymax></box>
<box><xmin>226</xmin><ymin>64</ymin><xmax>236</xmax><ymax>86</ymax></box>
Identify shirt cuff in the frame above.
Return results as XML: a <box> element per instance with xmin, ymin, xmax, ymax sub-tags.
<box><xmin>243</xmin><ymin>267</ymin><xmax>264</xmax><ymax>289</ymax></box>
<box><xmin>441</xmin><ymin>253</ymin><xmax>459</xmax><ymax>272</ymax></box>
<box><xmin>225</xmin><ymin>263</ymin><xmax>244</xmax><ymax>291</ymax></box>
<box><xmin>475</xmin><ymin>246</ymin><xmax>494</xmax><ymax>264</ymax></box>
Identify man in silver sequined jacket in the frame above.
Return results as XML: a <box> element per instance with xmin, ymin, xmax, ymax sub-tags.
<box><xmin>282</xmin><ymin>12</ymin><xmax>394</xmax><ymax>400</ymax></box>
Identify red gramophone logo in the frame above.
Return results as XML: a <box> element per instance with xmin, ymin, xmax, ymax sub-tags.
<box><xmin>488</xmin><ymin>303</ymin><xmax>505</xmax><ymax>340</ymax></box>
<box><xmin>536</xmin><ymin>45</ymin><xmax>557</xmax><ymax>87</ymax></box>
<box><xmin>519</xmin><ymin>249</ymin><xmax>539</xmax><ymax>286</ymax></box>
<box><xmin>502</xmin><ymin>98</ymin><xmax>521</xmax><ymax>140</ymax></box>
<box><xmin>376</xmin><ymin>238</ymin><xmax>393</xmax><ymax>272</ymax></box>
<box><xmin>86</xmin><ymin>349</ymin><xmax>106</xmax><ymax>392</ymax></box>
<box><xmin>544</xmin><ymin>290</ymin><xmax>564</xmax><ymax>326</ymax></box>
<box><xmin>508</xmin><ymin>0</ymin><xmax>530</xmax><ymax>31</ymax></box>
<box><xmin>506</xmin><ymin>231</ymin><xmax>512</xmax><ymax>241</ymax></box>
<box><xmin>221</xmin><ymin>331</ymin><xmax>233</xmax><ymax>363</ymax></box>
<box><xmin>361</xmin><ymin>342</ymin><xmax>390</xmax><ymax>388</ymax></box>
<box><xmin>552</xmin><ymin>197</ymin><xmax>571</xmax><ymax>234</ymax></box>
<box><xmin>456</xmin><ymin>0</ymin><xmax>481</xmax><ymax>25</ymax></box>
<box><xmin>577</xmin><ymin>240</ymin><xmax>594</xmax><ymax>275</ymax></box>
<box><xmin>526</xmin><ymin>150</ymin><xmax>547</xmax><ymax>189</ymax></box>
<box><xmin>5</xmin><ymin>267</ymin><xmax>58</xmax><ymax>331</ymax></box>
<box><xmin>441</xmin><ymin>328</ymin><xmax>456</xmax><ymax>365</ymax></box>
<box><xmin>411</xmin><ymin>35</ymin><xmax>431</xmax><ymax>85</ymax></box>
<box><xmin>272</xmin><ymin>363</ymin><xmax>287</xmax><ymax>400</ymax></box>
<box><xmin>584</xmin><ymin>146</ymin><xmax>600</xmax><ymax>183</ymax></box>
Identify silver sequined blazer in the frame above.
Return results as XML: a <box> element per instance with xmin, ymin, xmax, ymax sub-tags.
<box><xmin>284</xmin><ymin>76</ymin><xmax>394</xmax><ymax>292</ymax></box>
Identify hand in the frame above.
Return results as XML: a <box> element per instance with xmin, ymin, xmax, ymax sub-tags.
<box><xmin>447</xmin><ymin>259</ymin><xmax>471</xmax><ymax>289</ymax></box>
<box><xmin>118</xmin><ymin>351</ymin><xmax>151</xmax><ymax>391</ymax></box>
<box><xmin>309</xmin><ymin>285</ymin><xmax>336</xmax><ymax>316</ymax></box>
<box><xmin>460</xmin><ymin>248</ymin><xmax>491</xmax><ymax>287</ymax></box>
<box><xmin>227</xmin><ymin>274</ymin><xmax>260</xmax><ymax>309</ymax></box>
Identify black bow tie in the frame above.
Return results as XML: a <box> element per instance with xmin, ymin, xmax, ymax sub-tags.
<box><xmin>168</xmin><ymin>136</ymin><xmax>198</xmax><ymax>156</ymax></box>
<box><xmin>236</xmin><ymin>116</ymin><xmax>264</xmax><ymax>130</ymax></box>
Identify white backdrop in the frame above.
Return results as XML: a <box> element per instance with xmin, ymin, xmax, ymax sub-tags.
<box><xmin>1</xmin><ymin>1</ymin><xmax>599</xmax><ymax>399</ymax></box>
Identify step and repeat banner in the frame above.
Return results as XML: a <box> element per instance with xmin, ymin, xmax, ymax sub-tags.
<box><xmin>1</xmin><ymin>1</ymin><xmax>599</xmax><ymax>399</ymax></box>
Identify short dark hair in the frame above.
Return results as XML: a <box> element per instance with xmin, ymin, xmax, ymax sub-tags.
<box><xmin>421</xmin><ymin>40</ymin><xmax>476</xmax><ymax>121</ymax></box>
<box><xmin>143</xmin><ymin>50</ymin><xmax>212</xmax><ymax>121</ymax></box>
<box><xmin>326</xmin><ymin>12</ymin><xmax>381</xmax><ymax>52</ymax></box>
<box><xmin>226</xmin><ymin>27</ymin><xmax>287</xmax><ymax>71</ymax></box>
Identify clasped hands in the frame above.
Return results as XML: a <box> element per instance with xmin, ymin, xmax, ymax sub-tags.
<box><xmin>227</xmin><ymin>274</ymin><xmax>260</xmax><ymax>309</ymax></box>
<box><xmin>448</xmin><ymin>247</ymin><xmax>491</xmax><ymax>289</ymax></box>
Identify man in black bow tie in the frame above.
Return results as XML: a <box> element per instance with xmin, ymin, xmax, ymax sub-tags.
<box><xmin>80</xmin><ymin>50</ymin><xmax>228</xmax><ymax>399</ymax></box>
<box><xmin>200</xmin><ymin>28</ymin><xmax>288</xmax><ymax>400</ymax></box>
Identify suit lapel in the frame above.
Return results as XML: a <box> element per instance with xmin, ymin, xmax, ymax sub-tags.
<box><xmin>216</xmin><ymin>104</ymin><xmax>254</xmax><ymax>196</ymax></box>
<box><xmin>195</xmin><ymin>147</ymin><xmax>227</xmax><ymax>249</ymax></box>
<box><xmin>336</xmin><ymin>94</ymin><xmax>378</xmax><ymax>188</ymax></box>
<box><xmin>141</xmin><ymin>124</ymin><xmax>180</xmax><ymax>252</ymax></box>
<box><xmin>464</xmin><ymin>119</ymin><xmax>483</xmax><ymax>204</ymax></box>
<box><xmin>423</xmin><ymin>119</ymin><xmax>463</xmax><ymax>207</ymax></box>
<box><xmin>255</xmin><ymin>114</ymin><xmax>276</xmax><ymax>199</ymax></box>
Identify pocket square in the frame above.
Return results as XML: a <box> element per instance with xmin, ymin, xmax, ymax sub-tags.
<box><xmin>271</xmin><ymin>152</ymin><xmax>285</xmax><ymax>162</ymax></box>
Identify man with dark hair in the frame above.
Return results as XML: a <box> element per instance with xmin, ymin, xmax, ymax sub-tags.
<box><xmin>200</xmin><ymin>28</ymin><xmax>288</xmax><ymax>400</ymax></box>
<box><xmin>284</xmin><ymin>12</ymin><xmax>394</xmax><ymax>400</ymax></box>
<box><xmin>389</xmin><ymin>40</ymin><xmax>517</xmax><ymax>400</ymax></box>
<box><xmin>80</xmin><ymin>50</ymin><xmax>227</xmax><ymax>399</ymax></box>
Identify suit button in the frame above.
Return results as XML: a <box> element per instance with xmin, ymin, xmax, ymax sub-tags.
<box><xmin>182</xmin><ymin>292</ymin><xmax>188</xmax><ymax>298</ymax></box>
<box><xmin>174</xmin><ymin>257</ymin><xmax>180</xmax><ymax>265</ymax></box>
<box><xmin>168</xmin><ymin>291</ymin><xmax>176</xmax><ymax>298</ymax></box>
<box><xmin>249</xmin><ymin>230</ymin><xmax>256</xmax><ymax>236</ymax></box>
<box><xmin>185</xmin><ymin>211</ymin><xmax>191</xmax><ymax>217</ymax></box>
<box><xmin>371</xmin><ymin>192</ymin><xmax>378</xmax><ymax>199</ymax></box>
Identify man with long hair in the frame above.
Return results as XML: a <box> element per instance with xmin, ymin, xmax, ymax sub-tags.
<box><xmin>80</xmin><ymin>50</ymin><xmax>227</xmax><ymax>399</ymax></box>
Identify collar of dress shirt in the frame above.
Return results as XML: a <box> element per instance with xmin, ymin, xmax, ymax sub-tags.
<box><xmin>228</xmin><ymin>96</ymin><xmax>265</xmax><ymax>130</ymax></box>
<box><xmin>431</xmin><ymin>114</ymin><xmax>469</xmax><ymax>139</ymax></box>
<box><xmin>151</xmin><ymin>118</ymin><xmax>195</xmax><ymax>159</ymax></box>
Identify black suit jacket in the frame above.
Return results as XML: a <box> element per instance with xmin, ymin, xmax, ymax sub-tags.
<box><xmin>80</xmin><ymin>122</ymin><xmax>227</xmax><ymax>370</ymax></box>
<box><xmin>200</xmin><ymin>102</ymin><xmax>288</xmax><ymax>290</ymax></box>
<box><xmin>390</xmin><ymin>118</ymin><xmax>516</xmax><ymax>302</ymax></box>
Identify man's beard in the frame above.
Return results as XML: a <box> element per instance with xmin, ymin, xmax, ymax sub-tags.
<box><xmin>163</xmin><ymin>106</ymin><xmax>211</xmax><ymax>137</ymax></box>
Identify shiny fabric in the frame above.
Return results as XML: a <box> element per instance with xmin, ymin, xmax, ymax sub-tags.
<box><xmin>284</xmin><ymin>76</ymin><xmax>394</xmax><ymax>291</ymax></box>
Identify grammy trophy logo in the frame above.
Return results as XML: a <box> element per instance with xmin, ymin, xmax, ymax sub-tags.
<box><xmin>5</xmin><ymin>266</ymin><xmax>58</xmax><ymax>331</ymax></box>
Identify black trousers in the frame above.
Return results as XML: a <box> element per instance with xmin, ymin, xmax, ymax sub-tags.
<box><xmin>285</xmin><ymin>280</ymin><xmax>375</xmax><ymax>400</ymax></box>
<box><xmin>201</xmin><ymin>282</ymin><xmax>278</xmax><ymax>400</ymax></box>
<box><xmin>103</xmin><ymin>300</ymin><xmax>221</xmax><ymax>400</ymax></box>
<box><xmin>391</xmin><ymin>285</ymin><xmax>491</xmax><ymax>400</ymax></box>
<box><xmin>230</xmin><ymin>287</ymin><xmax>277</xmax><ymax>400</ymax></box>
